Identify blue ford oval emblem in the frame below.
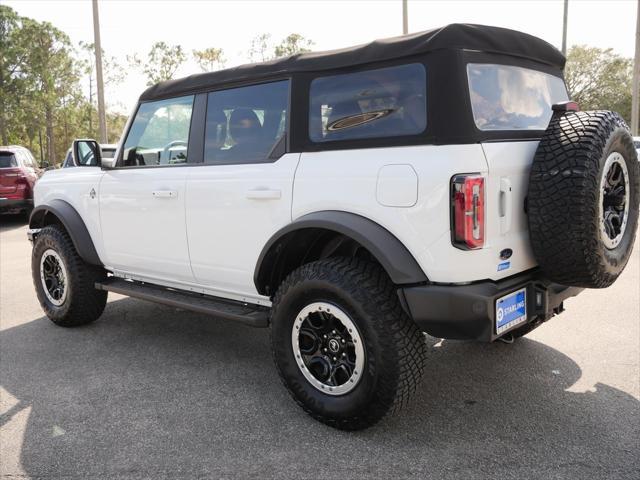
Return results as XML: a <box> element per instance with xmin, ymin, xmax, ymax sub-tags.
<box><xmin>500</xmin><ymin>248</ymin><xmax>513</xmax><ymax>260</ymax></box>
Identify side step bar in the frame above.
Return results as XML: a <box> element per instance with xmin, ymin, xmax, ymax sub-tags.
<box><xmin>95</xmin><ymin>278</ymin><xmax>270</xmax><ymax>327</ymax></box>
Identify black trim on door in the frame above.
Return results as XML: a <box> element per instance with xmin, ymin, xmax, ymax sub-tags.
<box><xmin>187</xmin><ymin>93</ymin><xmax>207</xmax><ymax>164</ymax></box>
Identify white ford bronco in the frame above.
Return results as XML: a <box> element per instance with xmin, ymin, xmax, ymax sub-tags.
<box><xmin>29</xmin><ymin>24</ymin><xmax>639</xmax><ymax>430</ymax></box>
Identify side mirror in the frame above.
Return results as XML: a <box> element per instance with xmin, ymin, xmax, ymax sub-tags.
<box><xmin>72</xmin><ymin>139</ymin><xmax>101</xmax><ymax>167</ymax></box>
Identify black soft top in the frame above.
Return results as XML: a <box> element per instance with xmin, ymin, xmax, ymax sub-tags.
<box><xmin>140</xmin><ymin>23</ymin><xmax>565</xmax><ymax>102</ymax></box>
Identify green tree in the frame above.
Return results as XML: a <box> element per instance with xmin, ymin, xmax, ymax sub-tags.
<box><xmin>79</xmin><ymin>41</ymin><xmax>124</xmax><ymax>136</ymax></box>
<box><xmin>248</xmin><ymin>33</ymin><xmax>272</xmax><ymax>62</ymax></box>
<box><xmin>129</xmin><ymin>42</ymin><xmax>186</xmax><ymax>86</ymax></box>
<box><xmin>0</xmin><ymin>5</ymin><xmax>30</xmax><ymax>145</ymax></box>
<box><xmin>0</xmin><ymin>6</ymin><xmax>123</xmax><ymax>163</ymax></box>
<box><xmin>192</xmin><ymin>47</ymin><xmax>226</xmax><ymax>72</ymax></box>
<box><xmin>564</xmin><ymin>45</ymin><xmax>633</xmax><ymax>124</ymax></box>
<box><xmin>15</xmin><ymin>17</ymin><xmax>80</xmax><ymax>164</ymax></box>
<box><xmin>273</xmin><ymin>33</ymin><xmax>314</xmax><ymax>58</ymax></box>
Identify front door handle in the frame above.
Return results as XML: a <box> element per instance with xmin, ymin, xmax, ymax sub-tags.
<box><xmin>245</xmin><ymin>188</ymin><xmax>281</xmax><ymax>200</ymax></box>
<box><xmin>152</xmin><ymin>190</ymin><xmax>177</xmax><ymax>198</ymax></box>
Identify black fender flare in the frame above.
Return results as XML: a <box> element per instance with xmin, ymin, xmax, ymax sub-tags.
<box><xmin>29</xmin><ymin>199</ymin><xmax>102</xmax><ymax>266</ymax></box>
<box><xmin>254</xmin><ymin>210</ymin><xmax>428</xmax><ymax>295</ymax></box>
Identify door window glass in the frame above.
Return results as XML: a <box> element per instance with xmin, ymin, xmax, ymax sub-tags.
<box><xmin>122</xmin><ymin>95</ymin><xmax>194</xmax><ymax>167</ymax></box>
<box><xmin>309</xmin><ymin>63</ymin><xmax>426</xmax><ymax>142</ymax></box>
<box><xmin>204</xmin><ymin>80</ymin><xmax>289</xmax><ymax>165</ymax></box>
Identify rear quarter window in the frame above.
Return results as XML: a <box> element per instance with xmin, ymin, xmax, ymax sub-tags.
<box><xmin>0</xmin><ymin>152</ymin><xmax>18</xmax><ymax>168</ymax></box>
<box><xmin>309</xmin><ymin>63</ymin><xmax>426</xmax><ymax>143</ymax></box>
<box><xmin>467</xmin><ymin>64</ymin><xmax>568</xmax><ymax>131</ymax></box>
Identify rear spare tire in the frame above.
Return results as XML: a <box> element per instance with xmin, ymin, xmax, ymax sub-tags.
<box><xmin>528</xmin><ymin>110</ymin><xmax>639</xmax><ymax>288</ymax></box>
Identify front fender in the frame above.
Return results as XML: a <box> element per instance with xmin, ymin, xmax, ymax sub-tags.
<box><xmin>29</xmin><ymin>199</ymin><xmax>102</xmax><ymax>266</ymax></box>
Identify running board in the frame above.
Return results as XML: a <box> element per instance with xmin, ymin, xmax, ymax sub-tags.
<box><xmin>95</xmin><ymin>278</ymin><xmax>270</xmax><ymax>327</ymax></box>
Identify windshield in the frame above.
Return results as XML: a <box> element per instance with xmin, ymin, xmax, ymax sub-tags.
<box><xmin>467</xmin><ymin>64</ymin><xmax>568</xmax><ymax>131</ymax></box>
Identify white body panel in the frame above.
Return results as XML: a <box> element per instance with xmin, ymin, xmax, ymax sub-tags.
<box><xmin>293</xmin><ymin>142</ymin><xmax>537</xmax><ymax>284</ymax></box>
<box><xmin>184</xmin><ymin>154</ymin><xmax>300</xmax><ymax>303</ymax></box>
<box><xmin>98</xmin><ymin>167</ymin><xmax>193</xmax><ymax>283</ymax></box>
<box><xmin>34</xmin><ymin>140</ymin><xmax>540</xmax><ymax>302</ymax></box>
<box><xmin>33</xmin><ymin>167</ymin><xmax>106</xmax><ymax>259</ymax></box>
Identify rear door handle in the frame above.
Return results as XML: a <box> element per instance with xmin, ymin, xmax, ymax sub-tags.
<box><xmin>499</xmin><ymin>178</ymin><xmax>512</xmax><ymax>234</ymax></box>
<box><xmin>245</xmin><ymin>188</ymin><xmax>281</xmax><ymax>200</ymax></box>
<box><xmin>152</xmin><ymin>190</ymin><xmax>177</xmax><ymax>198</ymax></box>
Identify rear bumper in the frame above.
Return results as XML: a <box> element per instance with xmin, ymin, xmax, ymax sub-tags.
<box><xmin>0</xmin><ymin>197</ymin><xmax>32</xmax><ymax>213</ymax></box>
<box><xmin>399</xmin><ymin>271</ymin><xmax>583</xmax><ymax>342</ymax></box>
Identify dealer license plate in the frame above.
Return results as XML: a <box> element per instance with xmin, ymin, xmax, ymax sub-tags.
<box><xmin>495</xmin><ymin>288</ymin><xmax>527</xmax><ymax>334</ymax></box>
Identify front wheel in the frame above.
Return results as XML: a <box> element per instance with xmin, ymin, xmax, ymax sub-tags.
<box><xmin>270</xmin><ymin>257</ymin><xmax>426</xmax><ymax>430</ymax></box>
<box><xmin>31</xmin><ymin>225</ymin><xmax>107</xmax><ymax>327</ymax></box>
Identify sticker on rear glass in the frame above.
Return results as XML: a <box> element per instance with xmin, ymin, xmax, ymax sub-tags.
<box><xmin>498</xmin><ymin>261</ymin><xmax>510</xmax><ymax>271</ymax></box>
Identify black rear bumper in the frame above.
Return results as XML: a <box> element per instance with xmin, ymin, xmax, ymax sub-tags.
<box><xmin>399</xmin><ymin>271</ymin><xmax>583</xmax><ymax>342</ymax></box>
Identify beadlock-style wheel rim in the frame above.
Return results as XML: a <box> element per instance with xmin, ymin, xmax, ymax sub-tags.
<box><xmin>291</xmin><ymin>302</ymin><xmax>365</xmax><ymax>396</ymax></box>
<box><xmin>40</xmin><ymin>249</ymin><xmax>68</xmax><ymax>306</ymax></box>
<box><xmin>599</xmin><ymin>152</ymin><xmax>630</xmax><ymax>249</ymax></box>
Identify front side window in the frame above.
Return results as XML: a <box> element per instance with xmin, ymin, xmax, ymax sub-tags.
<box><xmin>204</xmin><ymin>80</ymin><xmax>289</xmax><ymax>165</ymax></box>
<box><xmin>467</xmin><ymin>64</ymin><xmax>568</xmax><ymax>131</ymax></box>
<box><xmin>122</xmin><ymin>95</ymin><xmax>194</xmax><ymax>167</ymax></box>
<box><xmin>309</xmin><ymin>63</ymin><xmax>427</xmax><ymax>143</ymax></box>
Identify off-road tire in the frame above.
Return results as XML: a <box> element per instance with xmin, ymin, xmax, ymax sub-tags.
<box><xmin>270</xmin><ymin>257</ymin><xmax>426</xmax><ymax>430</ymax></box>
<box><xmin>32</xmin><ymin>225</ymin><xmax>107</xmax><ymax>326</ymax></box>
<box><xmin>528</xmin><ymin>110</ymin><xmax>639</xmax><ymax>288</ymax></box>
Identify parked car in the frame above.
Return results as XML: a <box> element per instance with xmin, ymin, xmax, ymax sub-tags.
<box><xmin>61</xmin><ymin>143</ymin><xmax>117</xmax><ymax>168</ymax></box>
<box><xmin>27</xmin><ymin>24</ymin><xmax>639</xmax><ymax>430</ymax></box>
<box><xmin>0</xmin><ymin>145</ymin><xmax>42</xmax><ymax>216</ymax></box>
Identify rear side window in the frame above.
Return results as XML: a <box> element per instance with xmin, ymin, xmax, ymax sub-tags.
<box><xmin>122</xmin><ymin>95</ymin><xmax>194</xmax><ymax>167</ymax></box>
<box><xmin>309</xmin><ymin>63</ymin><xmax>426</xmax><ymax>143</ymax></box>
<box><xmin>204</xmin><ymin>80</ymin><xmax>289</xmax><ymax>165</ymax></box>
<box><xmin>0</xmin><ymin>152</ymin><xmax>18</xmax><ymax>168</ymax></box>
<box><xmin>467</xmin><ymin>64</ymin><xmax>568</xmax><ymax>131</ymax></box>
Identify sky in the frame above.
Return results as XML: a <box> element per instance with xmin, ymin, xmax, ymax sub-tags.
<box><xmin>4</xmin><ymin>0</ymin><xmax>638</xmax><ymax>113</ymax></box>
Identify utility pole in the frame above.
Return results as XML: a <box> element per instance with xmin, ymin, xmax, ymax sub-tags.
<box><xmin>92</xmin><ymin>0</ymin><xmax>108</xmax><ymax>143</ymax></box>
<box><xmin>632</xmin><ymin>0</ymin><xmax>640</xmax><ymax>136</ymax></box>
<box><xmin>561</xmin><ymin>0</ymin><xmax>568</xmax><ymax>55</ymax></box>
<box><xmin>402</xmin><ymin>0</ymin><xmax>408</xmax><ymax>35</ymax></box>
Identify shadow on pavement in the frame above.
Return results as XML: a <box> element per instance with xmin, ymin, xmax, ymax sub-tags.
<box><xmin>0</xmin><ymin>213</ymin><xmax>29</xmax><ymax>233</ymax></box>
<box><xmin>1</xmin><ymin>297</ymin><xmax>638</xmax><ymax>479</ymax></box>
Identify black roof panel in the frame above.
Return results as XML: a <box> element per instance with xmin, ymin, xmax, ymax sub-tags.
<box><xmin>140</xmin><ymin>23</ymin><xmax>565</xmax><ymax>102</ymax></box>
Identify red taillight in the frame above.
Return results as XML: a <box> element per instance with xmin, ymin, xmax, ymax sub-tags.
<box><xmin>15</xmin><ymin>174</ymin><xmax>28</xmax><ymax>185</ymax></box>
<box><xmin>451</xmin><ymin>174</ymin><xmax>485</xmax><ymax>249</ymax></box>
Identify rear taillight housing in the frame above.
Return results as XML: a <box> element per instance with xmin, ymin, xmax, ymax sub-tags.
<box><xmin>451</xmin><ymin>174</ymin><xmax>485</xmax><ymax>250</ymax></box>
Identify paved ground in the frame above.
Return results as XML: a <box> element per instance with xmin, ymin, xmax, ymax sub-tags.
<box><xmin>0</xmin><ymin>214</ymin><xmax>638</xmax><ymax>480</ymax></box>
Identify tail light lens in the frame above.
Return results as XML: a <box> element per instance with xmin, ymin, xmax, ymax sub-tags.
<box><xmin>451</xmin><ymin>174</ymin><xmax>485</xmax><ymax>249</ymax></box>
<box><xmin>15</xmin><ymin>174</ymin><xmax>28</xmax><ymax>185</ymax></box>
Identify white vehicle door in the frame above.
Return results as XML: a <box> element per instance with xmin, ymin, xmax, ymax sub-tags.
<box><xmin>185</xmin><ymin>80</ymin><xmax>296</xmax><ymax>304</ymax></box>
<box><xmin>99</xmin><ymin>95</ymin><xmax>196</xmax><ymax>284</ymax></box>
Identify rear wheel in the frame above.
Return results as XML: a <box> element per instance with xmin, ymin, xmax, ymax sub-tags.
<box><xmin>32</xmin><ymin>225</ymin><xmax>107</xmax><ymax>327</ymax></box>
<box><xmin>270</xmin><ymin>257</ymin><xmax>426</xmax><ymax>430</ymax></box>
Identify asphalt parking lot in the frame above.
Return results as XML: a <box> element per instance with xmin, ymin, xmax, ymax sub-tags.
<box><xmin>0</xmin><ymin>214</ymin><xmax>638</xmax><ymax>480</ymax></box>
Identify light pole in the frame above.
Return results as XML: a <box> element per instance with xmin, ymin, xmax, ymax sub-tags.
<box><xmin>92</xmin><ymin>0</ymin><xmax>108</xmax><ymax>143</ymax></box>
<box><xmin>402</xmin><ymin>0</ymin><xmax>408</xmax><ymax>35</ymax></box>
<box><xmin>561</xmin><ymin>0</ymin><xmax>568</xmax><ymax>55</ymax></box>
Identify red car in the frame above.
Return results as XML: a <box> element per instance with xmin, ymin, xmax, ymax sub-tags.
<box><xmin>0</xmin><ymin>146</ymin><xmax>42</xmax><ymax>216</ymax></box>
